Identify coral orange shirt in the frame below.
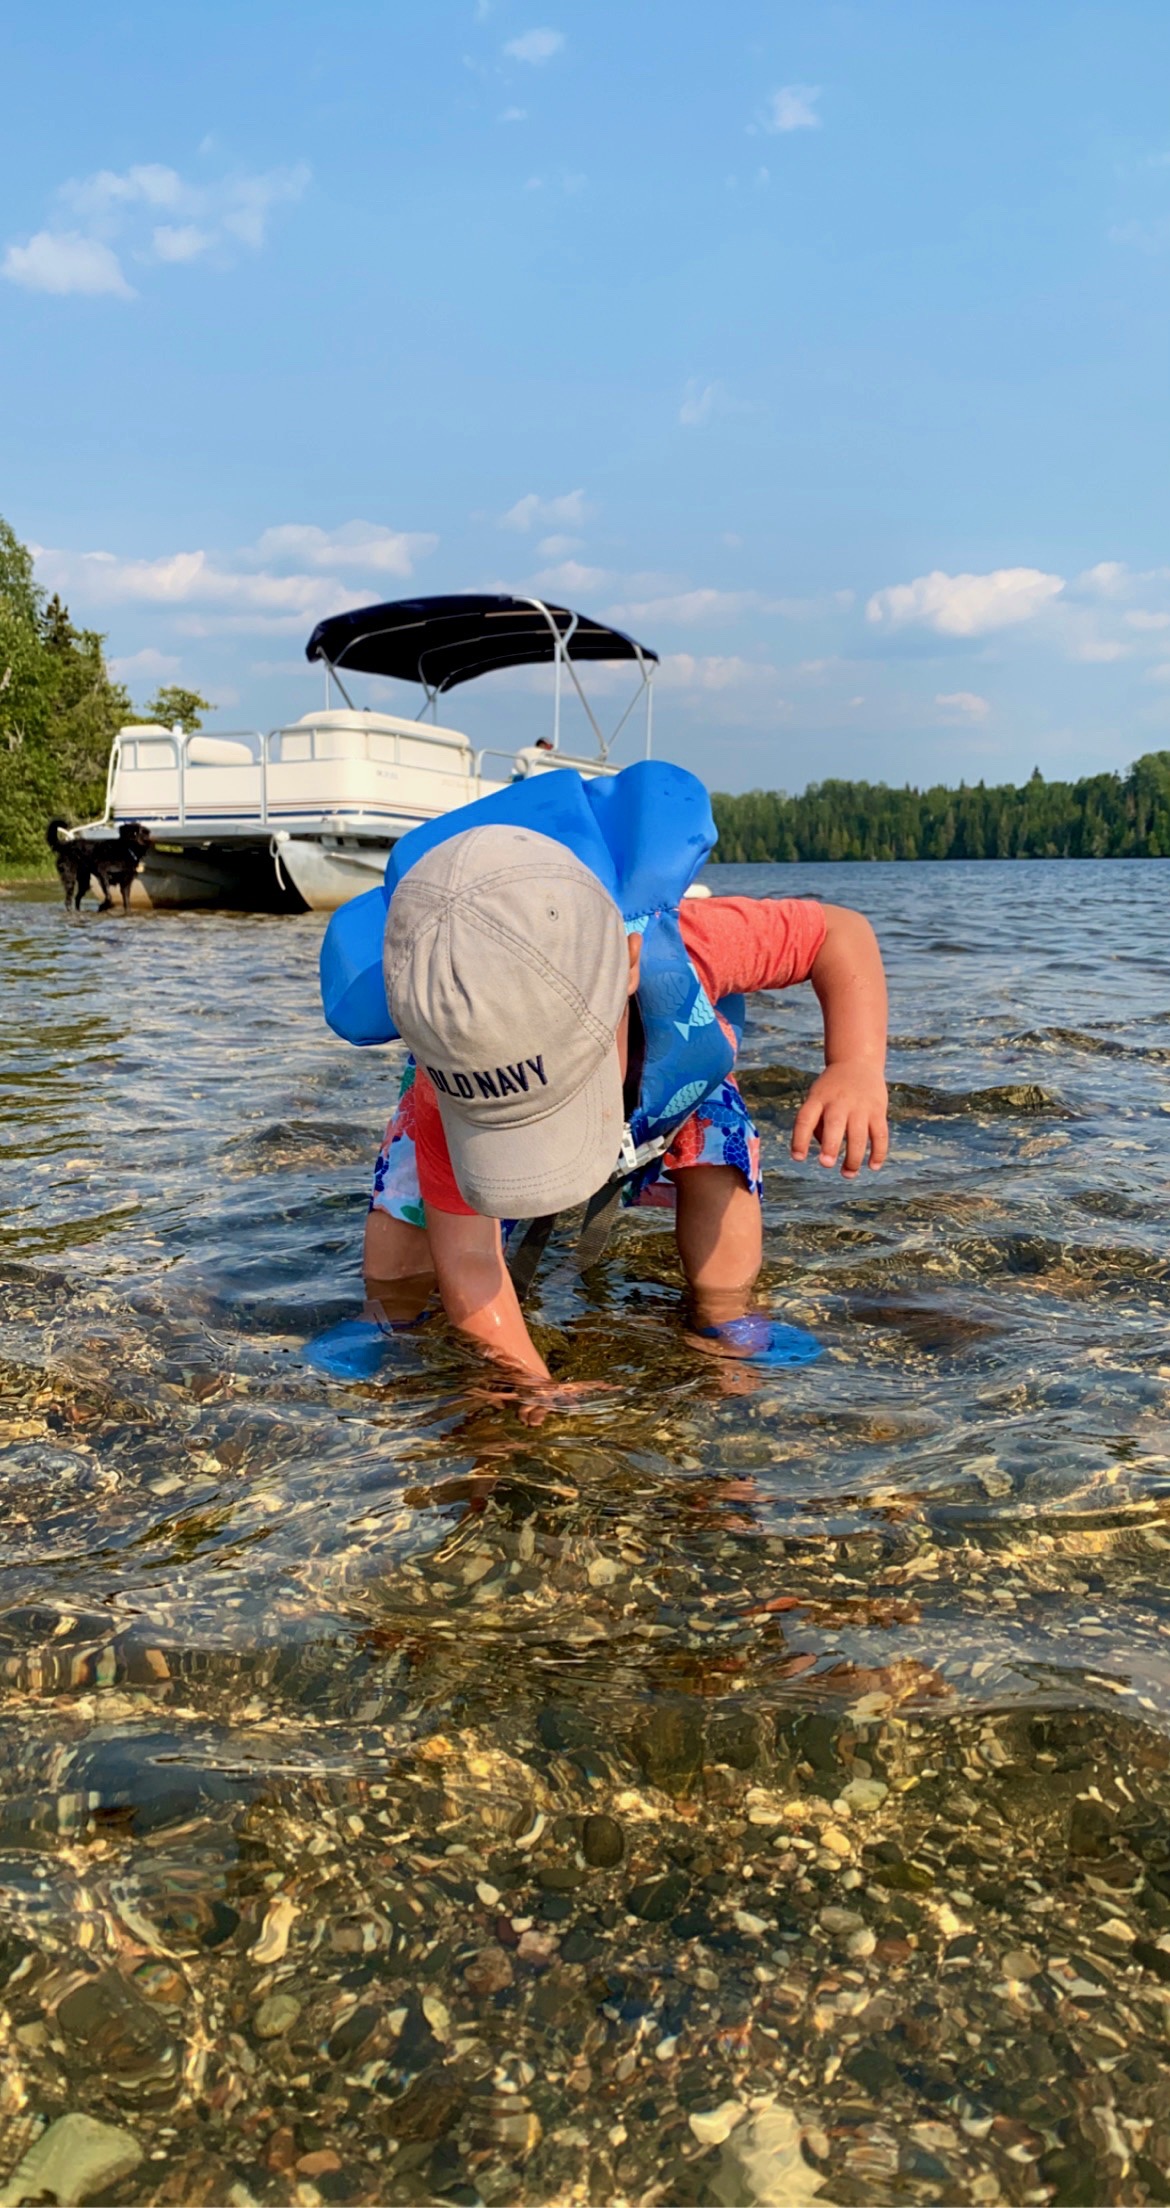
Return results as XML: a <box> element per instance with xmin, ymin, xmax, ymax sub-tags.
<box><xmin>414</xmin><ymin>895</ymin><xmax>827</xmax><ymax>1214</ymax></box>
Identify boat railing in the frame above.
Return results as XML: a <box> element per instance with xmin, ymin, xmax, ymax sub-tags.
<box><xmin>473</xmin><ymin>747</ymin><xmax>527</xmax><ymax>783</ymax></box>
<box><xmin>107</xmin><ymin>717</ymin><xmax>478</xmax><ymax>829</ymax></box>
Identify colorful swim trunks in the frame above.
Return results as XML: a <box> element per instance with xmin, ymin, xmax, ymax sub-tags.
<box><xmin>369</xmin><ymin>1060</ymin><xmax>762</xmax><ymax>1225</ymax></box>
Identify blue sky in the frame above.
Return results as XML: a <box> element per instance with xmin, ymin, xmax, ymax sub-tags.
<box><xmin>4</xmin><ymin>0</ymin><xmax>1170</xmax><ymax>792</ymax></box>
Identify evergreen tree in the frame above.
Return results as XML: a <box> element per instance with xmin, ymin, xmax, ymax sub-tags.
<box><xmin>0</xmin><ymin>516</ymin><xmax>131</xmax><ymax>866</ymax></box>
<box><xmin>132</xmin><ymin>684</ymin><xmax>213</xmax><ymax>734</ymax></box>
<box><xmin>712</xmin><ymin>755</ymin><xmax>1170</xmax><ymax>862</ymax></box>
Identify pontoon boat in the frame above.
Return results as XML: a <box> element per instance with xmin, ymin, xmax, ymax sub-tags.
<box><xmin>85</xmin><ymin>594</ymin><xmax>659</xmax><ymax>911</ymax></box>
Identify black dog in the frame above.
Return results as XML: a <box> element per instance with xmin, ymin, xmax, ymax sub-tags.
<box><xmin>46</xmin><ymin>819</ymin><xmax>153</xmax><ymax>911</ymax></box>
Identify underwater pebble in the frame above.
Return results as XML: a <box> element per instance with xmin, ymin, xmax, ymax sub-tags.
<box><xmin>516</xmin><ymin>1929</ymin><xmax>557</xmax><ymax>1965</ymax></box>
<box><xmin>689</xmin><ymin>2101</ymin><xmax>747</xmax><ymax>2147</ymax></box>
<box><xmin>0</xmin><ymin>2115</ymin><xmax>143</xmax><ymax>2206</ymax></box>
<box><xmin>627</xmin><ymin>1869</ymin><xmax>689</xmax><ymax>1922</ymax></box>
<box><xmin>492</xmin><ymin>2103</ymin><xmax>542</xmax><ymax>2155</ymax></box>
<box><xmin>464</xmin><ymin>1944</ymin><xmax>515</xmax><ymax>1997</ymax></box>
<box><xmin>819</xmin><ymin>1906</ymin><xmax>864</xmax><ymax>1936</ymax></box>
<box><xmin>581</xmin><ymin>1813</ymin><xmax>625</xmax><ymax>1867</ymax></box>
<box><xmin>1000</xmin><ymin>1948</ymin><xmax>1042</xmax><ymax>1981</ymax></box>
<box><xmin>712</xmin><ymin>2102</ymin><xmax>823</xmax><ymax>2205</ymax></box>
<box><xmin>253</xmin><ymin>1993</ymin><xmax>301</xmax><ymax>2040</ymax></box>
<box><xmin>840</xmin><ymin>1778</ymin><xmax>888</xmax><ymax>1814</ymax></box>
<box><xmin>251</xmin><ymin>1894</ymin><xmax>297</xmax><ymax>1964</ymax></box>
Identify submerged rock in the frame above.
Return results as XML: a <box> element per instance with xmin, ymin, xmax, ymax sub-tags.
<box><xmin>627</xmin><ymin>1869</ymin><xmax>689</xmax><ymax>1922</ymax></box>
<box><xmin>253</xmin><ymin>1992</ymin><xmax>301</xmax><ymax>2039</ymax></box>
<box><xmin>0</xmin><ymin>2115</ymin><xmax>143</xmax><ymax>2206</ymax></box>
<box><xmin>712</xmin><ymin>2104</ymin><xmax>823</xmax><ymax>2207</ymax></box>
<box><xmin>582</xmin><ymin>1812</ymin><xmax>625</xmax><ymax>1867</ymax></box>
<box><xmin>56</xmin><ymin>1970</ymin><xmax>179</xmax><ymax>2100</ymax></box>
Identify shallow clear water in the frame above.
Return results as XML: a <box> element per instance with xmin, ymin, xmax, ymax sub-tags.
<box><xmin>1</xmin><ymin>860</ymin><xmax>1169</xmax><ymax>2207</ymax></box>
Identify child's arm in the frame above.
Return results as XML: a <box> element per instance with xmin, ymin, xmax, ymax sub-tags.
<box><xmin>424</xmin><ymin>1205</ymin><xmax>551</xmax><ymax>1379</ymax></box>
<box><xmin>791</xmin><ymin>905</ymin><xmax>889</xmax><ymax>1179</ymax></box>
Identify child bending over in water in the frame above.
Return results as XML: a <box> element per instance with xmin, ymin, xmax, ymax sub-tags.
<box><xmin>342</xmin><ymin>805</ymin><xmax>888</xmax><ymax>1389</ymax></box>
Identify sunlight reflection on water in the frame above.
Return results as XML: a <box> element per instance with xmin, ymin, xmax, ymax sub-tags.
<box><xmin>1</xmin><ymin>860</ymin><xmax>1169</xmax><ymax>2206</ymax></box>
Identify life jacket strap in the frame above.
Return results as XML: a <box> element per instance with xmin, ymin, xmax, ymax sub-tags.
<box><xmin>507</xmin><ymin>1212</ymin><xmax>558</xmax><ymax>1301</ymax></box>
<box><xmin>506</xmin><ymin>1122</ymin><xmax>678</xmax><ymax>1298</ymax></box>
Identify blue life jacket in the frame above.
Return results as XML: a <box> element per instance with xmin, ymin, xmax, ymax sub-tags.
<box><xmin>319</xmin><ymin>759</ymin><xmax>742</xmax><ymax>1163</ymax></box>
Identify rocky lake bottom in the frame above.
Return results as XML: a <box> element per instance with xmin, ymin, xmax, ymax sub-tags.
<box><xmin>1</xmin><ymin>858</ymin><xmax>1169</xmax><ymax>2207</ymax></box>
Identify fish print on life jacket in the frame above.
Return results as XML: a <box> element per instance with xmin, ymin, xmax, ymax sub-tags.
<box><xmin>319</xmin><ymin>758</ymin><xmax>739</xmax><ymax>1165</ymax></box>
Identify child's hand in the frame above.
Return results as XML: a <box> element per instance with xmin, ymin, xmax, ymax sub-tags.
<box><xmin>791</xmin><ymin>1060</ymin><xmax>889</xmax><ymax>1178</ymax></box>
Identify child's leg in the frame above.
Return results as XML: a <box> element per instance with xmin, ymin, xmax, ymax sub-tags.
<box><xmin>363</xmin><ymin>1210</ymin><xmax>434</xmax><ymax>1325</ymax></box>
<box><xmin>363</xmin><ymin>1206</ymin><xmax>433</xmax><ymax>1284</ymax></box>
<box><xmin>673</xmin><ymin>1164</ymin><xmax>762</xmax><ymax>1331</ymax></box>
<box><xmin>360</xmin><ymin>1059</ymin><xmax>436</xmax><ymax>1324</ymax></box>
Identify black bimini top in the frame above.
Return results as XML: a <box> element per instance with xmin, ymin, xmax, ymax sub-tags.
<box><xmin>305</xmin><ymin>592</ymin><xmax>658</xmax><ymax>695</ymax></box>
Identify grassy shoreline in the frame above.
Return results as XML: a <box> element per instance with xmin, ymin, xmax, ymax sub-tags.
<box><xmin>0</xmin><ymin>858</ymin><xmax>56</xmax><ymax>884</ymax></box>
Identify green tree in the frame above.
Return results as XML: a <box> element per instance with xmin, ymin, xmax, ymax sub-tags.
<box><xmin>134</xmin><ymin>684</ymin><xmax>213</xmax><ymax>734</ymax></box>
<box><xmin>711</xmin><ymin>753</ymin><xmax>1170</xmax><ymax>864</ymax></box>
<box><xmin>0</xmin><ymin>516</ymin><xmax>131</xmax><ymax>866</ymax></box>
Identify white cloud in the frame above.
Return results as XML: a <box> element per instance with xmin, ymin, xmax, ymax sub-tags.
<box><xmin>152</xmin><ymin>224</ymin><xmax>212</xmax><ymax>263</ymax></box>
<box><xmin>251</xmin><ymin>522</ymin><xmax>437</xmax><ymax>575</ymax></box>
<box><xmin>500</xmin><ymin>489</ymin><xmax>589</xmax><ymax>533</ymax></box>
<box><xmin>1125</xmin><ymin>609</ymin><xmax>1170</xmax><ymax>630</ymax></box>
<box><xmin>504</xmin><ymin>27</ymin><xmax>565</xmax><ymax>63</ymax></box>
<box><xmin>1110</xmin><ymin>217</ymin><xmax>1170</xmax><ymax>253</ymax></box>
<box><xmin>656</xmin><ymin>654</ymin><xmax>781</xmax><ymax>692</ymax></box>
<box><xmin>1078</xmin><ymin>560</ymin><xmax>1130</xmax><ymax>599</ymax></box>
<box><xmin>866</xmin><ymin>566</ymin><xmax>1065</xmax><ymax>637</ymax></box>
<box><xmin>1070</xmin><ymin>635</ymin><xmax>1127</xmax><ymax>663</ymax></box>
<box><xmin>605</xmin><ymin>587</ymin><xmax>754</xmax><ymax>626</ymax></box>
<box><xmin>33</xmin><ymin>518</ymin><xmax>438</xmax><ymax>637</ymax></box>
<box><xmin>536</xmin><ymin>533</ymin><xmax>582</xmax><ymax>557</ymax></box>
<box><xmin>498</xmin><ymin>106</ymin><xmax>528</xmax><ymax>123</ymax></box>
<box><xmin>109</xmin><ymin>646</ymin><xmax>181</xmax><ymax>682</ymax></box>
<box><xmin>62</xmin><ymin>163</ymin><xmax>186</xmax><ymax>219</ymax></box>
<box><xmin>935</xmin><ymin>690</ymin><xmax>990</xmax><ymax>722</ymax></box>
<box><xmin>1147</xmin><ymin>663</ymin><xmax>1170</xmax><ymax>683</ymax></box>
<box><xmin>3</xmin><ymin>159</ymin><xmax>309</xmax><ymax>301</ymax></box>
<box><xmin>36</xmin><ymin>547</ymin><xmax>326</xmax><ymax>620</ymax></box>
<box><xmin>602</xmin><ymin>584</ymin><xmax>851</xmax><ymax>629</ymax></box>
<box><xmin>527</xmin><ymin>560</ymin><xmax>612</xmax><ymax>596</ymax></box>
<box><xmin>679</xmin><ymin>379</ymin><xmax>723</xmax><ymax>428</ymax></box>
<box><xmin>217</xmin><ymin>165</ymin><xmax>309</xmax><ymax>249</ymax></box>
<box><xmin>771</xmin><ymin>589</ymin><xmax>855</xmax><ymax>618</ymax></box>
<box><xmin>763</xmin><ymin>85</ymin><xmax>822</xmax><ymax>134</ymax></box>
<box><xmin>3</xmin><ymin>230</ymin><xmax>133</xmax><ymax>297</ymax></box>
<box><xmin>519</xmin><ymin>170</ymin><xmax>584</xmax><ymax>195</ymax></box>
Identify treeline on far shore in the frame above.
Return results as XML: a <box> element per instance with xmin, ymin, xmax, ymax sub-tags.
<box><xmin>710</xmin><ymin>751</ymin><xmax>1170</xmax><ymax>862</ymax></box>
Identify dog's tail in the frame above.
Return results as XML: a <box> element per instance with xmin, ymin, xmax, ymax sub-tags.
<box><xmin>46</xmin><ymin>817</ymin><xmax>72</xmax><ymax>852</ymax></box>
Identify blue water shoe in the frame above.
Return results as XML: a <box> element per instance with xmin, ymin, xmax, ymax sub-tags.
<box><xmin>302</xmin><ymin>1315</ymin><xmax>422</xmax><ymax>1380</ymax></box>
<box><xmin>698</xmin><ymin>1314</ymin><xmax>822</xmax><ymax>1367</ymax></box>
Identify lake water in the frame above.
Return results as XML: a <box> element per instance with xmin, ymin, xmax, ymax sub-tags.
<box><xmin>1</xmin><ymin>859</ymin><xmax>1169</xmax><ymax>2208</ymax></box>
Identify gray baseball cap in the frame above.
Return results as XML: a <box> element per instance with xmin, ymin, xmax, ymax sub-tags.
<box><xmin>383</xmin><ymin>823</ymin><xmax>630</xmax><ymax>1217</ymax></box>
